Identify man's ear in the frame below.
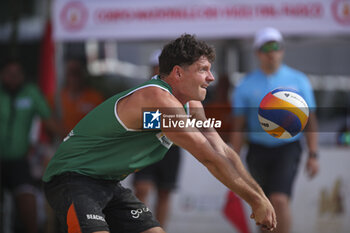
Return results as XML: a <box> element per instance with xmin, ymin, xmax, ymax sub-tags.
<box><xmin>172</xmin><ymin>65</ymin><xmax>182</xmax><ymax>79</ymax></box>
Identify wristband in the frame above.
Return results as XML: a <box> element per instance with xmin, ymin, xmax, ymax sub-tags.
<box><xmin>308</xmin><ymin>152</ymin><xmax>318</xmax><ymax>159</ymax></box>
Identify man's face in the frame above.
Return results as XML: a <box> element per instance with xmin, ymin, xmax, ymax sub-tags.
<box><xmin>178</xmin><ymin>56</ymin><xmax>215</xmax><ymax>101</ymax></box>
<box><xmin>256</xmin><ymin>41</ymin><xmax>284</xmax><ymax>72</ymax></box>
<box><xmin>1</xmin><ymin>63</ymin><xmax>24</xmax><ymax>92</ymax></box>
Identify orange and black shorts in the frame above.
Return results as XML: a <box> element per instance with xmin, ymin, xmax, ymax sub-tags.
<box><xmin>43</xmin><ymin>172</ymin><xmax>160</xmax><ymax>233</ymax></box>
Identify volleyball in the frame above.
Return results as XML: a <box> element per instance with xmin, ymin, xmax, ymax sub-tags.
<box><xmin>258</xmin><ymin>87</ymin><xmax>309</xmax><ymax>139</ymax></box>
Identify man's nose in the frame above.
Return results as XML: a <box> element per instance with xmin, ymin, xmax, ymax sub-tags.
<box><xmin>207</xmin><ymin>71</ymin><xmax>215</xmax><ymax>82</ymax></box>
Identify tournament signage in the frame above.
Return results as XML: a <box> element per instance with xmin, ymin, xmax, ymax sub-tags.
<box><xmin>54</xmin><ymin>0</ymin><xmax>350</xmax><ymax>41</ymax></box>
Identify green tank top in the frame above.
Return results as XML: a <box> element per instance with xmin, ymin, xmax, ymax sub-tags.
<box><xmin>0</xmin><ymin>83</ymin><xmax>51</xmax><ymax>160</ymax></box>
<box><xmin>43</xmin><ymin>78</ymin><xmax>175</xmax><ymax>182</ymax></box>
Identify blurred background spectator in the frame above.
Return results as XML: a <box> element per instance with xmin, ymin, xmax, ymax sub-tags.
<box><xmin>204</xmin><ymin>73</ymin><xmax>233</xmax><ymax>143</ymax></box>
<box><xmin>231</xmin><ymin>27</ymin><xmax>319</xmax><ymax>233</ymax></box>
<box><xmin>43</xmin><ymin>58</ymin><xmax>104</xmax><ymax>233</ymax></box>
<box><xmin>0</xmin><ymin>59</ymin><xmax>61</xmax><ymax>233</ymax></box>
<box><xmin>48</xmin><ymin>58</ymin><xmax>104</xmax><ymax>136</ymax></box>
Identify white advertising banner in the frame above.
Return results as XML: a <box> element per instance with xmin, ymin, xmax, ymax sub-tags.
<box><xmin>53</xmin><ymin>0</ymin><xmax>350</xmax><ymax>41</ymax></box>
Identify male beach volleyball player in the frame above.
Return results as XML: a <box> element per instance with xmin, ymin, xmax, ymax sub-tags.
<box><xmin>43</xmin><ymin>34</ymin><xmax>276</xmax><ymax>233</ymax></box>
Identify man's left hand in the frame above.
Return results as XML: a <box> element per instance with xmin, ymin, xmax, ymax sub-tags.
<box><xmin>306</xmin><ymin>157</ymin><xmax>319</xmax><ymax>178</ymax></box>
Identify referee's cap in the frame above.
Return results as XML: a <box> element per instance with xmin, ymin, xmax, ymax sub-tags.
<box><xmin>254</xmin><ymin>27</ymin><xmax>283</xmax><ymax>49</ymax></box>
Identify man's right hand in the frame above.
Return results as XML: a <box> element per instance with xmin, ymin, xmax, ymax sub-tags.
<box><xmin>250</xmin><ymin>198</ymin><xmax>277</xmax><ymax>231</ymax></box>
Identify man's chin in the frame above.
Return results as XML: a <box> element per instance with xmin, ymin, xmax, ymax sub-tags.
<box><xmin>189</xmin><ymin>91</ymin><xmax>206</xmax><ymax>102</ymax></box>
<box><xmin>189</xmin><ymin>96</ymin><xmax>205</xmax><ymax>102</ymax></box>
<box><xmin>199</xmin><ymin>93</ymin><xmax>206</xmax><ymax>101</ymax></box>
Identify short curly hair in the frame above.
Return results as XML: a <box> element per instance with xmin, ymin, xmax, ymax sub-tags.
<box><xmin>159</xmin><ymin>34</ymin><xmax>215</xmax><ymax>78</ymax></box>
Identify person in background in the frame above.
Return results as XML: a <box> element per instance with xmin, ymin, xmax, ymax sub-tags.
<box><xmin>231</xmin><ymin>27</ymin><xmax>319</xmax><ymax>233</ymax></box>
<box><xmin>45</xmin><ymin>58</ymin><xmax>104</xmax><ymax>233</ymax></box>
<box><xmin>133</xmin><ymin>49</ymin><xmax>181</xmax><ymax>227</ymax></box>
<box><xmin>0</xmin><ymin>58</ymin><xmax>62</xmax><ymax>233</ymax></box>
<box><xmin>48</xmin><ymin>58</ymin><xmax>104</xmax><ymax>135</ymax></box>
<box><xmin>204</xmin><ymin>73</ymin><xmax>233</xmax><ymax>143</ymax></box>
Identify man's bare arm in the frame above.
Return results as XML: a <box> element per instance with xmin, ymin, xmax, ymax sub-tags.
<box><xmin>230</xmin><ymin>115</ymin><xmax>246</xmax><ymax>154</ymax></box>
<box><xmin>188</xmin><ymin>101</ymin><xmax>266</xmax><ymax>198</ymax></box>
<box><xmin>304</xmin><ymin>112</ymin><xmax>319</xmax><ymax>178</ymax></box>
<box><xmin>171</xmin><ymin>101</ymin><xmax>276</xmax><ymax>230</ymax></box>
<box><xmin>117</xmin><ymin>89</ymin><xmax>276</xmax><ymax>230</ymax></box>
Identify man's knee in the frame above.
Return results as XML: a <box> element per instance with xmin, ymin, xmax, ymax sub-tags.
<box><xmin>269</xmin><ymin>192</ymin><xmax>289</xmax><ymax>207</ymax></box>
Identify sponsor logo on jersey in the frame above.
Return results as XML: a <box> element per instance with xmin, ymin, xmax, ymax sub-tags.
<box><xmin>130</xmin><ymin>207</ymin><xmax>150</xmax><ymax>219</ymax></box>
<box><xmin>156</xmin><ymin>132</ymin><xmax>173</xmax><ymax>149</ymax></box>
<box><xmin>63</xmin><ymin>130</ymin><xmax>75</xmax><ymax>142</ymax></box>
<box><xmin>86</xmin><ymin>214</ymin><xmax>106</xmax><ymax>222</ymax></box>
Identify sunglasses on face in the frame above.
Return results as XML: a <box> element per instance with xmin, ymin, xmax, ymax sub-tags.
<box><xmin>259</xmin><ymin>42</ymin><xmax>282</xmax><ymax>53</ymax></box>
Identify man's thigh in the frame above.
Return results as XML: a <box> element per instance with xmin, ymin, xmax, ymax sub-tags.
<box><xmin>104</xmin><ymin>183</ymin><xmax>160</xmax><ymax>233</ymax></box>
<box><xmin>44</xmin><ymin>173</ymin><xmax>113</xmax><ymax>233</ymax></box>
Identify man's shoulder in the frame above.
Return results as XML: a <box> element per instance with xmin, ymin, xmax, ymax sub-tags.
<box><xmin>137</xmin><ymin>85</ymin><xmax>177</xmax><ymax>105</ymax></box>
<box><xmin>137</xmin><ymin>85</ymin><xmax>171</xmax><ymax>97</ymax></box>
<box><xmin>121</xmin><ymin>83</ymin><xmax>180</xmax><ymax>110</ymax></box>
<box><xmin>124</xmin><ymin>79</ymin><xmax>172</xmax><ymax>95</ymax></box>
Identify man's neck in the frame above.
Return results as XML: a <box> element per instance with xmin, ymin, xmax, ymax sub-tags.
<box><xmin>162</xmin><ymin>77</ymin><xmax>188</xmax><ymax>105</ymax></box>
<box><xmin>2</xmin><ymin>83</ymin><xmax>23</xmax><ymax>96</ymax></box>
<box><xmin>260</xmin><ymin>65</ymin><xmax>279</xmax><ymax>75</ymax></box>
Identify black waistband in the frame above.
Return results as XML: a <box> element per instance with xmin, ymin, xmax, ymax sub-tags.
<box><xmin>45</xmin><ymin>172</ymin><xmax>120</xmax><ymax>185</ymax></box>
<box><xmin>249</xmin><ymin>140</ymin><xmax>301</xmax><ymax>150</ymax></box>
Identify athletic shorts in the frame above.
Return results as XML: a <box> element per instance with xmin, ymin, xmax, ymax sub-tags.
<box><xmin>0</xmin><ymin>159</ymin><xmax>36</xmax><ymax>195</ymax></box>
<box><xmin>134</xmin><ymin>146</ymin><xmax>181</xmax><ymax>190</ymax></box>
<box><xmin>246</xmin><ymin>141</ymin><xmax>302</xmax><ymax>197</ymax></box>
<box><xmin>43</xmin><ymin>172</ymin><xmax>160</xmax><ymax>233</ymax></box>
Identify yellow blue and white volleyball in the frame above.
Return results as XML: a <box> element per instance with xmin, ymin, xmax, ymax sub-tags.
<box><xmin>258</xmin><ymin>88</ymin><xmax>309</xmax><ymax>139</ymax></box>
